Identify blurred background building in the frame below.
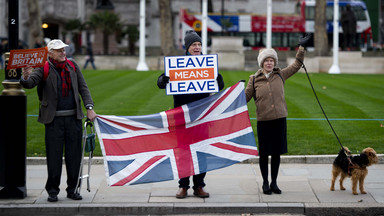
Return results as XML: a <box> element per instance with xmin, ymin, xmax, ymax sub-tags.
<box><xmin>0</xmin><ymin>0</ymin><xmax>383</xmax><ymax>55</ymax></box>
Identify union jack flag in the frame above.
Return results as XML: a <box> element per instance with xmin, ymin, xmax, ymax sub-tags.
<box><xmin>94</xmin><ymin>82</ymin><xmax>258</xmax><ymax>186</ymax></box>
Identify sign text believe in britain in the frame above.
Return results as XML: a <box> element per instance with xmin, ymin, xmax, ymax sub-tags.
<box><xmin>7</xmin><ymin>47</ymin><xmax>48</xmax><ymax>70</ymax></box>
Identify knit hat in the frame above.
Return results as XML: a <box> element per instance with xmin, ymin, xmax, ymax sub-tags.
<box><xmin>257</xmin><ymin>48</ymin><xmax>278</xmax><ymax>68</ymax></box>
<box><xmin>184</xmin><ymin>30</ymin><xmax>202</xmax><ymax>51</ymax></box>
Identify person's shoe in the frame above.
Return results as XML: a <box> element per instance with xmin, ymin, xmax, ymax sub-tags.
<box><xmin>193</xmin><ymin>186</ymin><xmax>210</xmax><ymax>198</ymax></box>
<box><xmin>47</xmin><ymin>194</ymin><xmax>58</xmax><ymax>202</ymax></box>
<box><xmin>270</xmin><ymin>182</ymin><xmax>282</xmax><ymax>194</ymax></box>
<box><xmin>176</xmin><ymin>188</ymin><xmax>188</xmax><ymax>199</ymax></box>
<box><xmin>67</xmin><ymin>193</ymin><xmax>82</xmax><ymax>200</ymax></box>
<box><xmin>262</xmin><ymin>182</ymin><xmax>272</xmax><ymax>195</ymax></box>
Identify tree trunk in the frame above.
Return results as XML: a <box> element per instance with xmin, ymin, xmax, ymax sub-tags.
<box><xmin>27</xmin><ymin>0</ymin><xmax>43</xmax><ymax>48</ymax></box>
<box><xmin>314</xmin><ymin>0</ymin><xmax>329</xmax><ymax>56</ymax></box>
<box><xmin>159</xmin><ymin>0</ymin><xmax>175</xmax><ymax>56</ymax></box>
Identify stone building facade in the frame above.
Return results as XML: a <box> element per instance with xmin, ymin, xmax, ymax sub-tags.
<box><xmin>0</xmin><ymin>0</ymin><xmax>298</xmax><ymax>54</ymax></box>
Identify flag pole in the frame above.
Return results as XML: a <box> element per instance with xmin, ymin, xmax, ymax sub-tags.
<box><xmin>136</xmin><ymin>0</ymin><xmax>149</xmax><ymax>71</ymax></box>
<box><xmin>202</xmin><ymin>0</ymin><xmax>208</xmax><ymax>54</ymax></box>
<box><xmin>266</xmin><ymin>0</ymin><xmax>272</xmax><ymax>49</ymax></box>
<box><xmin>329</xmin><ymin>0</ymin><xmax>341</xmax><ymax>74</ymax></box>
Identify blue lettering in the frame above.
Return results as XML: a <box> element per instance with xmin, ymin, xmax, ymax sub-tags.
<box><xmin>185</xmin><ymin>58</ymin><xmax>196</xmax><ymax>67</ymax></box>
<box><xmin>169</xmin><ymin>83</ymin><xmax>177</xmax><ymax>92</ymax></box>
<box><xmin>176</xmin><ymin>58</ymin><xmax>185</xmax><ymax>68</ymax></box>
<box><xmin>187</xmin><ymin>82</ymin><xmax>197</xmax><ymax>92</ymax></box>
<box><xmin>168</xmin><ymin>58</ymin><xmax>176</xmax><ymax>68</ymax></box>
<box><xmin>206</xmin><ymin>56</ymin><xmax>214</xmax><ymax>66</ymax></box>
<box><xmin>207</xmin><ymin>80</ymin><xmax>215</xmax><ymax>90</ymax></box>
<box><xmin>195</xmin><ymin>57</ymin><xmax>205</xmax><ymax>67</ymax></box>
<box><xmin>178</xmin><ymin>82</ymin><xmax>186</xmax><ymax>92</ymax></box>
<box><xmin>197</xmin><ymin>81</ymin><xmax>206</xmax><ymax>91</ymax></box>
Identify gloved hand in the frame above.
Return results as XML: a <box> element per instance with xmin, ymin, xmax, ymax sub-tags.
<box><xmin>216</xmin><ymin>74</ymin><xmax>225</xmax><ymax>90</ymax></box>
<box><xmin>157</xmin><ymin>74</ymin><xmax>170</xmax><ymax>89</ymax></box>
<box><xmin>298</xmin><ymin>33</ymin><xmax>312</xmax><ymax>48</ymax></box>
<box><xmin>162</xmin><ymin>75</ymin><xmax>170</xmax><ymax>84</ymax></box>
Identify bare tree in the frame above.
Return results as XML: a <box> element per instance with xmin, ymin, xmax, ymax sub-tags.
<box><xmin>159</xmin><ymin>0</ymin><xmax>175</xmax><ymax>56</ymax></box>
<box><xmin>314</xmin><ymin>0</ymin><xmax>329</xmax><ymax>56</ymax></box>
<box><xmin>27</xmin><ymin>0</ymin><xmax>43</xmax><ymax>48</ymax></box>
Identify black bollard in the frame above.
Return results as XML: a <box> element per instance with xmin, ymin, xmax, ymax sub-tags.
<box><xmin>0</xmin><ymin>95</ymin><xmax>27</xmax><ymax>198</ymax></box>
<box><xmin>0</xmin><ymin>0</ymin><xmax>27</xmax><ymax>198</ymax></box>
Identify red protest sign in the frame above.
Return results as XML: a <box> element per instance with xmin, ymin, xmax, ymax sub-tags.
<box><xmin>6</xmin><ymin>47</ymin><xmax>48</xmax><ymax>70</ymax></box>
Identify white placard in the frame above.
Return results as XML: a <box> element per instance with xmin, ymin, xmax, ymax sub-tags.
<box><xmin>164</xmin><ymin>54</ymin><xmax>218</xmax><ymax>95</ymax></box>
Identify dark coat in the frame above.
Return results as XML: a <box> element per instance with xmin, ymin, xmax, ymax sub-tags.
<box><xmin>341</xmin><ymin>8</ymin><xmax>357</xmax><ymax>35</ymax></box>
<box><xmin>86</xmin><ymin>46</ymin><xmax>94</xmax><ymax>61</ymax></box>
<box><xmin>20</xmin><ymin>60</ymin><xmax>94</xmax><ymax>124</ymax></box>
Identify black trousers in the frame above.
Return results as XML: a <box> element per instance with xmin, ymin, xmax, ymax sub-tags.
<box><xmin>44</xmin><ymin>116</ymin><xmax>82</xmax><ymax>196</ymax></box>
<box><xmin>178</xmin><ymin>172</ymin><xmax>206</xmax><ymax>189</ymax></box>
<box><xmin>344</xmin><ymin>33</ymin><xmax>356</xmax><ymax>49</ymax></box>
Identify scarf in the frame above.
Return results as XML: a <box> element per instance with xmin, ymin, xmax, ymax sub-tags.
<box><xmin>49</xmin><ymin>57</ymin><xmax>71</xmax><ymax>97</ymax></box>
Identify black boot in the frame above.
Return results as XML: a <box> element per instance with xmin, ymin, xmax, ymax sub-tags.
<box><xmin>270</xmin><ymin>182</ymin><xmax>282</xmax><ymax>194</ymax></box>
<box><xmin>262</xmin><ymin>181</ymin><xmax>272</xmax><ymax>195</ymax></box>
<box><xmin>270</xmin><ymin>155</ymin><xmax>282</xmax><ymax>194</ymax></box>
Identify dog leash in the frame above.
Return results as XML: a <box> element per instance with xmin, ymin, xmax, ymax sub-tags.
<box><xmin>294</xmin><ymin>61</ymin><xmax>368</xmax><ymax>173</ymax></box>
<box><xmin>296</xmin><ymin>58</ymin><xmax>345</xmax><ymax>151</ymax></box>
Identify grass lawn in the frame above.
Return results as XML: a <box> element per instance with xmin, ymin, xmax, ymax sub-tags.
<box><xmin>1</xmin><ymin>69</ymin><xmax>383</xmax><ymax>156</ymax></box>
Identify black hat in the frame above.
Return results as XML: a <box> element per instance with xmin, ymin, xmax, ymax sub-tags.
<box><xmin>184</xmin><ymin>30</ymin><xmax>201</xmax><ymax>51</ymax></box>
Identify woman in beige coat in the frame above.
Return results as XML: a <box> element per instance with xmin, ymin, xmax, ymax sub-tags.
<box><xmin>245</xmin><ymin>34</ymin><xmax>311</xmax><ymax>195</ymax></box>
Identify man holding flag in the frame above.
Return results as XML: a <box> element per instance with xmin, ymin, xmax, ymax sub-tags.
<box><xmin>157</xmin><ymin>30</ymin><xmax>225</xmax><ymax>199</ymax></box>
<box><xmin>95</xmin><ymin>81</ymin><xmax>257</xmax><ymax>196</ymax></box>
<box><xmin>94</xmin><ymin>30</ymin><xmax>257</xmax><ymax>201</ymax></box>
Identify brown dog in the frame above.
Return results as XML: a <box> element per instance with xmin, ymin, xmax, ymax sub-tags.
<box><xmin>330</xmin><ymin>147</ymin><xmax>378</xmax><ymax>195</ymax></box>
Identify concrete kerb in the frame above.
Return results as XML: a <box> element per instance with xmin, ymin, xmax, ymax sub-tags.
<box><xmin>172</xmin><ymin>203</ymin><xmax>269</xmax><ymax>215</ymax></box>
<box><xmin>0</xmin><ymin>204</ymin><xmax>80</xmax><ymax>216</ymax></box>
<box><xmin>26</xmin><ymin>154</ymin><xmax>384</xmax><ymax>165</ymax></box>
<box><xmin>267</xmin><ymin>203</ymin><xmax>304</xmax><ymax>214</ymax></box>
<box><xmin>79</xmin><ymin>203</ymin><xmax>175</xmax><ymax>215</ymax></box>
<box><xmin>0</xmin><ymin>203</ymin><xmax>304</xmax><ymax>216</ymax></box>
<box><xmin>304</xmin><ymin>203</ymin><xmax>384</xmax><ymax>216</ymax></box>
<box><xmin>2</xmin><ymin>203</ymin><xmax>384</xmax><ymax>216</ymax></box>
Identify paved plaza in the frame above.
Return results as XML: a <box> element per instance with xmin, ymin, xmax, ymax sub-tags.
<box><xmin>0</xmin><ymin>156</ymin><xmax>384</xmax><ymax>215</ymax></box>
